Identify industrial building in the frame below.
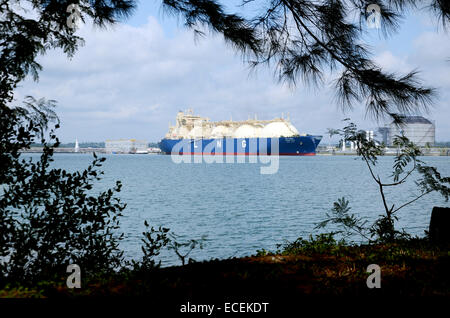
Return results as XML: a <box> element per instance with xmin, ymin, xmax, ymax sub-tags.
<box><xmin>377</xmin><ymin>127</ymin><xmax>389</xmax><ymax>145</ymax></box>
<box><xmin>379</xmin><ymin>115</ymin><xmax>435</xmax><ymax>147</ymax></box>
<box><xmin>105</xmin><ymin>139</ymin><xmax>148</xmax><ymax>154</ymax></box>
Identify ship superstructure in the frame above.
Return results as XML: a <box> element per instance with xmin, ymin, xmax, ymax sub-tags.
<box><xmin>166</xmin><ymin>109</ymin><xmax>302</xmax><ymax>139</ymax></box>
<box><xmin>160</xmin><ymin>110</ymin><xmax>322</xmax><ymax>156</ymax></box>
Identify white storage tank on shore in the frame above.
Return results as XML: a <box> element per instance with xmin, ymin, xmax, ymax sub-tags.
<box><xmin>388</xmin><ymin>116</ymin><xmax>435</xmax><ymax>146</ymax></box>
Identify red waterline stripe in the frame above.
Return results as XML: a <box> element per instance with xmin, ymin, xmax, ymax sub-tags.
<box><xmin>169</xmin><ymin>152</ymin><xmax>316</xmax><ymax>156</ymax></box>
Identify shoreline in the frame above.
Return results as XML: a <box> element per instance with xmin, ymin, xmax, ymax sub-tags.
<box><xmin>19</xmin><ymin>147</ymin><xmax>450</xmax><ymax>156</ymax></box>
<box><xmin>1</xmin><ymin>239</ymin><xmax>448</xmax><ymax>300</ymax></box>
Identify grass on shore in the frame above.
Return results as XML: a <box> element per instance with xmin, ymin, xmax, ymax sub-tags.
<box><xmin>0</xmin><ymin>235</ymin><xmax>448</xmax><ymax>299</ymax></box>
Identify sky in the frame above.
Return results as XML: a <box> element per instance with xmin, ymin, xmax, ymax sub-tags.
<box><xmin>13</xmin><ymin>1</ymin><xmax>450</xmax><ymax>143</ymax></box>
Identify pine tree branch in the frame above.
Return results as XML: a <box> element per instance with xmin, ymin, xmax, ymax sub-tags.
<box><xmin>391</xmin><ymin>189</ymin><xmax>433</xmax><ymax>214</ymax></box>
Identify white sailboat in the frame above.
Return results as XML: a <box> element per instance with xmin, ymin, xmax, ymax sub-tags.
<box><xmin>74</xmin><ymin>138</ymin><xmax>80</xmax><ymax>153</ymax></box>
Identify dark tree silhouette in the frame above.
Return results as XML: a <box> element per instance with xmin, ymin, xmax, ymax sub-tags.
<box><xmin>317</xmin><ymin>121</ymin><xmax>450</xmax><ymax>243</ymax></box>
<box><xmin>0</xmin><ymin>0</ymin><xmax>136</xmax><ymax>285</ymax></box>
<box><xmin>1</xmin><ymin>1</ymin><xmax>206</xmax><ymax>288</ymax></box>
<box><xmin>0</xmin><ymin>0</ymin><xmax>135</xmax><ymax>104</ymax></box>
<box><xmin>160</xmin><ymin>0</ymin><xmax>450</xmax><ymax>120</ymax></box>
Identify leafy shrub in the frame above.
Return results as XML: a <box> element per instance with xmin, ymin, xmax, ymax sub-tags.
<box><xmin>277</xmin><ymin>234</ymin><xmax>346</xmax><ymax>256</ymax></box>
<box><xmin>318</xmin><ymin>120</ymin><xmax>450</xmax><ymax>243</ymax></box>
<box><xmin>0</xmin><ymin>103</ymin><xmax>126</xmax><ymax>286</ymax></box>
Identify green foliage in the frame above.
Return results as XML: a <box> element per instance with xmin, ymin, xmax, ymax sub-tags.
<box><xmin>160</xmin><ymin>0</ymin><xmax>449</xmax><ymax>119</ymax></box>
<box><xmin>391</xmin><ymin>135</ymin><xmax>421</xmax><ymax>182</ymax></box>
<box><xmin>0</xmin><ymin>100</ymin><xmax>206</xmax><ymax>287</ymax></box>
<box><xmin>3</xmin><ymin>236</ymin><xmax>449</xmax><ymax>297</ymax></box>
<box><xmin>123</xmin><ymin>223</ymin><xmax>206</xmax><ymax>277</ymax></box>
<box><xmin>0</xmin><ymin>0</ymin><xmax>135</xmax><ymax>104</ymax></box>
<box><xmin>370</xmin><ymin>215</ymin><xmax>410</xmax><ymax>243</ymax></box>
<box><xmin>0</xmin><ymin>101</ymin><xmax>127</xmax><ymax>286</ymax></box>
<box><xmin>320</xmin><ymin>120</ymin><xmax>450</xmax><ymax>243</ymax></box>
<box><xmin>167</xmin><ymin>233</ymin><xmax>207</xmax><ymax>266</ymax></box>
<box><xmin>316</xmin><ymin>197</ymin><xmax>370</xmax><ymax>242</ymax></box>
<box><xmin>416</xmin><ymin>165</ymin><xmax>450</xmax><ymax>201</ymax></box>
<box><xmin>22</xmin><ymin>96</ymin><xmax>59</xmax><ymax>138</ymax></box>
<box><xmin>139</xmin><ymin>221</ymin><xmax>171</xmax><ymax>270</ymax></box>
<box><xmin>0</xmin><ymin>0</ymin><xmax>212</xmax><ymax>295</ymax></box>
<box><xmin>0</xmin><ymin>0</ymin><xmax>136</xmax><ymax>287</ymax></box>
<box><xmin>277</xmin><ymin>234</ymin><xmax>346</xmax><ymax>256</ymax></box>
<box><xmin>255</xmin><ymin>248</ymin><xmax>273</xmax><ymax>257</ymax></box>
<box><xmin>0</xmin><ymin>285</ymin><xmax>45</xmax><ymax>298</ymax></box>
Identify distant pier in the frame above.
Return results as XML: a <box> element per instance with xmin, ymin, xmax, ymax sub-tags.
<box><xmin>317</xmin><ymin>147</ymin><xmax>450</xmax><ymax>156</ymax></box>
<box><xmin>20</xmin><ymin>147</ymin><xmax>450</xmax><ymax>156</ymax></box>
<box><xmin>20</xmin><ymin>147</ymin><xmax>162</xmax><ymax>154</ymax></box>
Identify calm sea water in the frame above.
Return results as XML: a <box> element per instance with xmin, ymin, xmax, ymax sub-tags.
<box><xmin>25</xmin><ymin>153</ymin><xmax>450</xmax><ymax>266</ymax></box>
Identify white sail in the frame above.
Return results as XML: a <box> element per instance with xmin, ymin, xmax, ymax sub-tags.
<box><xmin>74</xmin><ymin>138</ymin><xmax>80</xmax><ymax>153</ymax></box>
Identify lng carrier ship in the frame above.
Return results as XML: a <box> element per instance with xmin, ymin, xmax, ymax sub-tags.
<box><xmin>159</xmin><ymin>110</ymin><xmax>322</xmax><ymax>155</ymax></box>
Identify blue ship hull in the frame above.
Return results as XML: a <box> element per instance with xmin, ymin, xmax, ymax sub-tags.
<box><xmin>159</xmin><ymin>136</ymin><xmax>322</xmax><ymax>156</ymax></box>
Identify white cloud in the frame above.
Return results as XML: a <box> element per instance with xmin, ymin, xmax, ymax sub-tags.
<box><xmin>13</xmin><ymin>15</ymin><xmax>450</xmax><ymax>143</ymax></box>
<box><xmin>374</xmin><ymin>51</ymin><xmax>410</xmax><ymax>73</ymax></box>
<box><xmin>371</xmin><ymin>29</ymin><xmax>450</xmax><ymax>141</ymax></box>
